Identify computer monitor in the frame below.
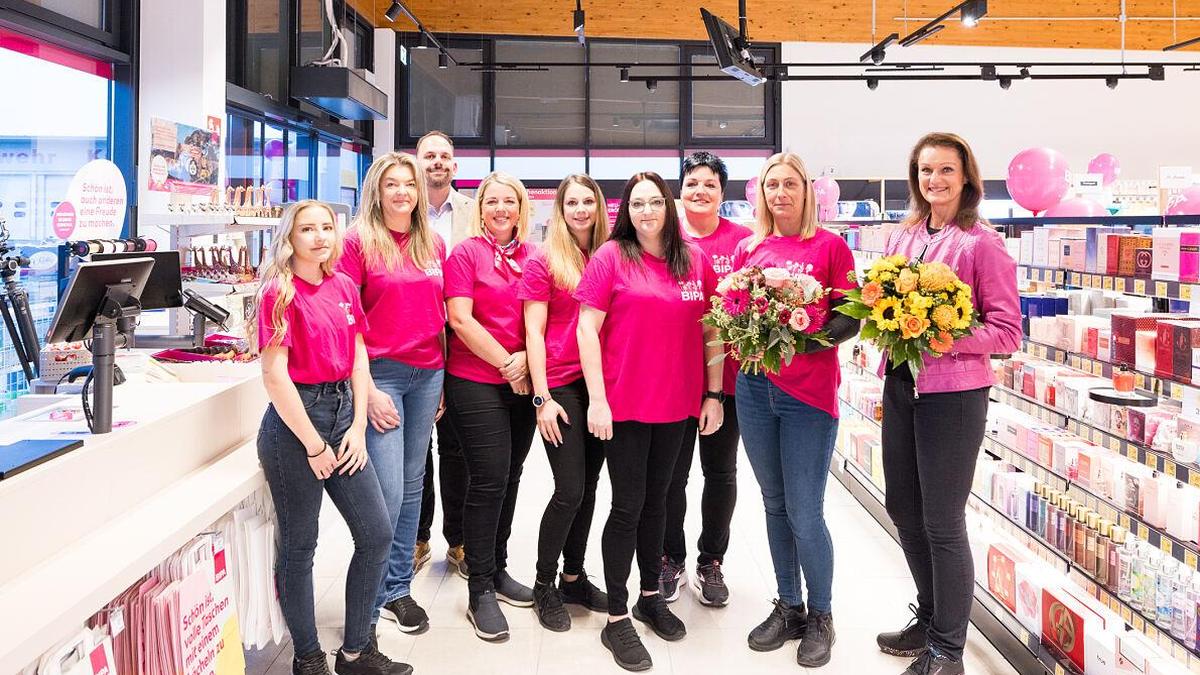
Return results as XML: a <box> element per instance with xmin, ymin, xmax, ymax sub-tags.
<box><xmin>91</xmin><ymin>250</ymin><xmax>183</xmax><ymax>310</ymax></box>
<box><xmin>699</xmin><ymin>8</ymin><xmax>766</xmax><ymax>86</ymax></box>
<box><xmin>47</xmin><ymin>258</ymin><xmax>155</xmax><ymax>344</ymax></box>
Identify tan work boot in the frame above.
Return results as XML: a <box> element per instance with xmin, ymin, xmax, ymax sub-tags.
<box><xmin>413</xmin><ymin>540</ymin><xmax>432</xmax><ymax>574</ymax></box>
<box><xmin>446</xmin><ymin>545</ymin><xmax>469</xmax><ymax>580</ymax></box>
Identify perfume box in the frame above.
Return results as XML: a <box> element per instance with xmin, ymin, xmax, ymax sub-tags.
<box><xmin>1089</xmin><ymin>227</ymin><xmax>1131</xmax><ymax>274</ymax></box>
<box><xmin>1117</xmin><ymin>235</ymin><xmax>1153</xmax><ymax>277</ymax></box>
<box><xmin>1111</xmin><ymin>313</ymin><xmax>1185</xmax><ymax>367</ymax></box>
<box><xmin>1156</xmin><ymin>320</ymin><xmax>1200</xmax><ymax>382</ymax></box>
<box><xmin>1151</xmin><ymin>226</ymin><xmax>1200</xmax><ymax>283</ymax></box>
<box><xmin>1060</xmin><ymin>238</ymin><xmax>1087</xmax><ymax>272</ymax></box>
<box><xmin>986</xmin><ymin>543</ymin><xmax>1024</xmax><ymax>612</ymax></box>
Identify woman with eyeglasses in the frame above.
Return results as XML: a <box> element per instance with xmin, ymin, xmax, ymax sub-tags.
<box><xmin>576</xmin><ymin>172</ymin><xmax>724</xmax><ymax>671</ymax></box>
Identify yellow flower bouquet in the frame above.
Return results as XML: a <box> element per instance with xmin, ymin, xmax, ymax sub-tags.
<box><xmin>833</xmin><ymin>255</ymin><xmax>980</xmax><ymax>379</ymax></box>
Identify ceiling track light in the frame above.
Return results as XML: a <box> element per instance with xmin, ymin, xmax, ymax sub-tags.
<box><xmin>619</xmin><ymin>67</ymin><xmax>629</xmax><ymax>82</ymax></box>
<box><xmin>1163</xmin><ymin>35</ymin><xmax>1200</xmax><ymax>51</ymax></box>
<box><xmin>900</xmin><ymin>0</ymin><xmax>987</xmax><ymax>47</ymax></box>
<box><xmin>961</xmin><ymin>0</ymin><xmax>987</xmax><ymax>27</ymax></box>
<box><xmin>1020</xmin><ymin>66</ymin><xmax>1031</xmax><ymax>78</ymax></box>
<box><xmin>899</xmin><ymin>24</ymin><xmax>946</xmax><ymax>47</ymax></box>
<box><xmin>384</xmin><ymin>1</ymin><xmax>404</xmax><ymax>23</ymax></box>
<box><xmin>438</xmin><ymin>50</ymin><xmax>449</xmax><ymax>69</ymax></box>
<box><xmin>859</xmin><ymin>33</ymin><xmax>899</xmax><ymax>65</ymax></box>
<box><xmin>646</xmin><ymin>79</ymin><xmax>658</xmax><ymax>93</ymax></box>
<box><xmin>415</xmin><ymin>32</ymin><xmax>433</xmax><ymax>49</ymax></box>
<box><xmin>573</xmin><ymin>0</ymin><xmax>586</xmax><ymax>45</ymax></box>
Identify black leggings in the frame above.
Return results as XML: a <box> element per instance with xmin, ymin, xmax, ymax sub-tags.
<box><xmin>881</xmin><ymin>377</ymin><xmax>989</xmax><ymax>660</ymax></box>
<box><xmin>664</xmin><ymin>396</ymin><xmax>739</xmax><ymax>566</ymax></box>
<box><xmin>535</xmin><ymin>378</ymin><xmax>606</xmax><ymax>585</ymax></box>
<box><xmin>445</xmin><ymin>374</ymin><xmax>537</xmax><ymax>595</ymax></box>
<box><xmin>418</xmin><ymin>410</ymin><xmax>467</xmax><ymax>546</ymax></box>
<box><xmin>602</xmin><ymin>419</ymin><xmax>688</xmax><ymax>616</ymax></box>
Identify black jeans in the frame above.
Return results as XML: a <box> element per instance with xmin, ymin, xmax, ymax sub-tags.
<box><xmin>535</xmin><ymin>378</ymin><xmax>606</xmax><ymax>585</ymax></box>
<box><xmin>664</xmin><ymin>396</ymin><xmax>739</xmax><ymax>566</ymax></box>
<box><xmin>417</xmin><ymin>409</ymin><xmax>467</xmax><ymax>546</ymax></box>
<box><xmin>881</xmin><ymin>376</ymin><xmax>990</xmax><ymax>660</ymax></box>
<box><xmin>445</xmin><ymin>373</ymin><xmax>537</xmax><ymax>594</ymax></box>
<box><xmin>602</xmin><ymin>419</ymin><xmax>688</xmax><ymax>615</ymax></box>
<box><xmin>257</xmin><ymin>381</ymin><xmax>392</xmax><ymax>656</ymax></box>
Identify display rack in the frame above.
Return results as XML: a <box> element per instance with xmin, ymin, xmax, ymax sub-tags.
<box><xmin>1020</xmin><ymin>265</ymin><xmax>1199</xmax><ymax>303</ymax></box>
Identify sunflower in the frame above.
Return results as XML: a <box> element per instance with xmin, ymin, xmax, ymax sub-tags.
<box><xmin>870</xmin><ymin>296</ymin><xmax>903</xmax><ymax>332</ymax></box>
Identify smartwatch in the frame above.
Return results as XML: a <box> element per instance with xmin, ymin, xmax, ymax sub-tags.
<box><xmin>703</xmin><ymin>390</ymin><xmax>726</xmax><ymax>404</ymax></box>
<box><xmin>533</xmin><ymin>394</ymin><xmax>551</xmax><ymax>408</ymax></box>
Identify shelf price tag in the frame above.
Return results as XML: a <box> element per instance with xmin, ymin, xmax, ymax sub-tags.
<box><xmin>1162</xmin><ymin>538</ymin><xmax>1174</xmax><ymax>556</ymax></box>
<box><xmin>1108</xmin><ymin>436</ymin><xmax>1120</xmax><ymax>451</ymax></box>
<box><xmin>1019</xmin><ymin>627</ymin><xmax>1030</xmax><ymax>644</ymax></box>
<box><xmin>1172</xmin><ymin>383</ymin><xmax>1184</xmax><ymax>400</ymax></box>
<box><xmin>1117</xmin><ymin>277</ymin><xmax>1128</xmax><ymax>293</ymax></box>
<box><xmin>1190</xmin><ymin>472</ymin><xmax>1200</xmax><ymax>489</ymax></box>
<box><xmin>1055</xmin><ymin>664</ymin><xmax>1066</xmax><ymax>675</ymax></box>
<box><xmin>1056</xmin><ymin>270</ymin><xmax>1066</xmax><ymax>284</ymax></box>
<box><xmin>1157</xmin><ymin>281</ymin><xmax>1170</xmax><ymax>297</ymax></box>
<box><xmin>1187</xmin><ymin>551</ymin><xmax>1198</xmax><ymax>570</ymax></box>
<box><xmin>1070</xmin><ymin>272</ymin><xmax>1081</xmax><ymax>286</ymax></box>
<box><xmin>1136</xmin><ymin>374</ymin><xmax>1148</xmax><ymax>390</ymax></box>
<box><xmin>1121</xmin><ymin>514</ymin><xmax>1132</xmax><ymax>530</ymax></box>
<box><xmin>1167</xmin><ymin>461</ymin><xmax>1178</xmax><ymax>478</ymax></box>
<box><xmin>1104</xmin><ymin>276</ymin><xmax>1114</xmax><ymax>290</ymax></box>
<box><xmin>1135</xmin><ymin>279</ymin><xmax>1148</xmax><ymax>295</ymax></box>
<box><xmin>1122</xmin><ymin>605</ymin><xmax>1133</xmax><ymax>623</ymax></box>
<box><xmin>1134</xmin><ymin>614</ymin><xmax>1146</xmax><ymax>631</ymax></box>
<box><xmin>1128</xmin><ymin>446</ymin><xmax>1138</xmax><ymax>462</ymax></box>
<box><xmin>1182</xmin><ymin>284</ymin><xmax>1193</xmax><ymax>300</ymax></box>
<box><xmin>1093</xmin><ymin>361</ymin><xmax>1105</xmax><ymax>376</ymax></box>
<box><xmin>1140</xmin><ymin>527</ymin><xmax>1151</xmax><ymax>541</ymax></box>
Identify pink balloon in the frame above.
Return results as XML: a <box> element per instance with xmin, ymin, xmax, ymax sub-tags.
<box><xmin>1165</xmin><ymin>186</ymin><xmax>1200</xmax><ymax>216</ymax></box>
<box><xmin>264</xmin><ymin>139</ymin><xmax>285</xmax><ymax>159</ymax></box>
<box><xmin>1044</xmin><ymin>197</ymin><xmax>1108</xmax><ymax>218</ymax></box>
<box><xmin>812</xmin><ymin>176</ymin><xmax>840</xmax><ymax>207</ymax></box>
<box><xmin>1087</xmin><ymin>153</ymin><xmax>1121</xmax><ymax>187</ymax></box>
<box><xmin>1006</xmin><ymin>147</ymin><xmax>1071</xmax><ymax>215</ymax></box>
<box><xmin>744</xmin><ymin>175</ymin><xmax>759</xmax><ymax>205</ymax></box>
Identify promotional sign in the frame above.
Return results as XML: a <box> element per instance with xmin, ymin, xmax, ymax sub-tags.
<box><xmin>148</xmin><ymin>116</ymin><xmax>221</xmax><ymax>195</ymax></box>
<box><xmin>51</xmin><ymin>159</ymin><xmax>127</xmax><ymax>241</ymax></box>
<box><xmin>177</xmin><ymin>540</ymin><xmax>244</xmax><ymax>675</ymax></box>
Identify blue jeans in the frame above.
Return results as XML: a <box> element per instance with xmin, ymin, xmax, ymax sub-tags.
<box><xmin>258</xmin><ymin>381</ymin><xmax>392</xmax><ymax>656</ymax></box>
<box><xmin>736</xmin><ymin>371</ymin><xmax>839</xmax><ymax>613</ymax></box>
<box><xmin>367</xmin><ymin>358</ymin><xmax>444</xmax><ymax>614</ymax></box>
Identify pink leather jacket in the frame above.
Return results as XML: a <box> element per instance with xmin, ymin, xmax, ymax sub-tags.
<box><xmin>877</xmin><ymin>220</ymin><xmax>1022</xmax><ymax>394</ymax></box>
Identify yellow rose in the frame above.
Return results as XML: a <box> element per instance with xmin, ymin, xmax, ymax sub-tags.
<box><xmin>896</xmin><ymin>268</ymin><xmax>919</xmax><ymax>294</ymax></box>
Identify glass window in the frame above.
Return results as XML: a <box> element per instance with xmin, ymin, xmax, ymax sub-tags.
<box><xmin>263</xmin><ymin>122</ymin><xmax>285</xmax><ymax>205</ymax></box>
<box><xmin>298</xmin><ymin>0</ymin><xmax>326</xmax><ymax>67</ymax></box>
<box><xmin>226</xmin><ymin>113</ymin><xmax>264</xmax><ymax>192</ymax></box>
<box><xmin>286</xmin><ymin>129</ymin><xmax>313</xmax><ymax>202</ymax></box>
<box><xmin>0</xmin><ymin>39</ymin><xmax>113</xmax><ymax>415</ymax></box>
<box><xmin>589</xmin><ymin>43</ymin><xmax>680</xmax><ymax>147</ymax></box>
<box><xmin>243</xmin><ymin>0</ymin><xmax>285</xmax><ymax>101</ymax></box>
<box><xmin>28</xmin><ymin>1</ymin><xmax>104</xmax><ymax>30</ymax></box>
<box><xmin>407</xmin><ymin>45</ymin><xmax>484</xmax><ymax>140</ymax></box>
<box><xmin>317</xmin><ymin>140</ymin><xmax>364</xmax><ymax>209</ymax></box>
<box><xmin>690</xmin><ymin>53</ymin><xmax>767</xmax><ymax>140</ymax></box>
<box><xmin>495</xmin><ymin>41</ymin><xmax>585</xmax><ymax>146</ymax></box>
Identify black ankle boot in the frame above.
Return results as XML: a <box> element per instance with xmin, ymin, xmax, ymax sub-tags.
<box><xmin>796</xmin><ymin>610</ymin><xmax>836</xmax><ymax>667</ymax></box>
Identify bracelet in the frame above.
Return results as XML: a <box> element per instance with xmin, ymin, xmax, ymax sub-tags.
<box><xmin>307</xmin><ymin>442</ymin><xmax>329</xmax><ymax>458</ymax></box>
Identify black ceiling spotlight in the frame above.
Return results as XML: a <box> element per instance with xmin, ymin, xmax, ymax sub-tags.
<box><xmin>867</xmin><ymin>77</ymin><xmax>879</xmax><ymax>90</ymax></box>
<box><xmin>415</xmin><ymin>32</ymin><xmax>434</xmax><ymax>49</ymax></box>
<box><xmin>1163</xmin><ymin>35</ymin><xmax>1200</xmax><ymax>51</ymax></box>
<box><xmin>619</xmin><ymin>67</ymin><xmax>630</xmax><ymax>83</ymax></box>
<box><xmin>1106</xmin><ymin>76</ymin><xmax>1119</xmax><ymax>89</ymax></box>
<box><xmin>899</xmin><ymin>24</ymin><xmax>946</xmax><ymax>47</ymax></box>
<box><xmin>646</xmin><ymin>79</ymin><xmax>658</xmax><ymax>93</ymax></box>
<box><xmin>573</xmin><ymin>0</ymin><xmax>586</xmax><ymax>45</ymax></box>
<box><xmin>438</xmin><ymin>50</ymin><xmax>449</xmax><ymax>69</ymax></box>
<box><xmin>900</xmin><ymin>0</ymin><xmax>987</xmax><ymax>46</ymax></box>
<box><xmin>998</xmin><ymin>75</ymin><xmax>1012</xmax><ymax>89</ymax></box>
<box><xmin>1149</xmin><ymin>64</ymin><xmax>1166</xmax><ymax>80</ymax></box>
<box><xmin>384</xmin><ymin>1</ymin><xmax>404</xmax><ymax>22</ymax></box>
<box><xmin>859</xmin><ymin>33</ymin><xmax>899</xmax><ymax>65</ymax></box>
<box><xmin>961</xmin><ymin>0</ymin><xmax>987</xmax><ymax>27</ymax></box>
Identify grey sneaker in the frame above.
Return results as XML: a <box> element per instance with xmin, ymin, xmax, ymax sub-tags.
<box><xmin>534</xmin><ymin>581</ymin><xmax>571</xmax><ymax>632</ymax></box>
<box><xmin>601</xmin><ymin>618</ymin><xmax>653</xmax><ymax>672</ymax></box>
<box><xmin>380</xmin><ymin>595</ymin><xmax>429</xmax><ymax>634</ymax></box>
<box><xmin>658</xmin><ymin>555</ymin><xmax>685</xmax><ymax>602</ymax></box>
<box><xmin>632</xmin><ymin>593</ymin><xmax>686</xmax><ymax>641</ymax></box>
<box><xmin>466</xmin><ymin>590</ymin><xmax>509</xmax><ymax>642</ymax></box>
<box><xmin>692</xmin><ymin>560</ymin><xmax>730</xmax><ymax>606</ymax></box>
<box><xmin>494</xmin><ymin>570</ymin><xmax>534</xmax><ymax>607</ymax></box>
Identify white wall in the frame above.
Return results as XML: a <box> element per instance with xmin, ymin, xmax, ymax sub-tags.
<box><xmin>373</xmin><ymin>29</ymin><xmax>397</xmax><ymax>157</ymax></box>
<box><xmin>781</xmin><ymin>42</ymin><xmax>1200</xmax><ymax>180</ymax></box>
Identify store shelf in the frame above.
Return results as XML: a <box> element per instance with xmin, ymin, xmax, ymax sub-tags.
<box><xmin>1020</xmin><ymin>338</ymin><xmax>1199</xmax><ymax>404</ymax></box>
<box><xmin>1019</xmin><ymin>264</ymin><xmax>1198</xmax><ymax>302</ymax></box>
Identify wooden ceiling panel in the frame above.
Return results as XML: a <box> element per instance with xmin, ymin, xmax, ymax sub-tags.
<box><xmin>347</xmin><ymin>0</ymin><xmax>1200</xmax><ymax>51</ymax></box>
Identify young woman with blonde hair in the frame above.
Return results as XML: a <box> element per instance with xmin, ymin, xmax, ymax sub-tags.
<box><xmin>520</xmin><ymin>174</ymin><xmax>610</xmax><ymax>631</ymax></box>
<box><xmin>254</xmin><ymin>200</ymin><xmax>411</xmax><ymax>675</ymax></box>
<box><xmin>443</xmin><ymin>171</ymin><xmax>539</xmax><ymax>641</ymax></box>
<box><xmin>338</xmin><ymin>152</ymin><xmax>447</xmax><ymax>635</ymax></box>
<box><xmin>734</xmin><ymin>153</ymin><xmax>860</xmax><ymax>668</ymax></box>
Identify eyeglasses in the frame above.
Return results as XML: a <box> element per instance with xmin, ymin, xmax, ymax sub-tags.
<box><xmin>629</xmin><ymin>198</ymin><xmax>668</xmax><ymax>212</ymax></box>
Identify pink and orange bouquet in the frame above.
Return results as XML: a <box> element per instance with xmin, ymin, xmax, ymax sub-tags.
<box><xmin>834</xmin><ymin>255</ymin><xmax>980</xmax><ymax>379</ymax></box>
<box><xmin>703</xmin><ymin>265</ymin><xmax>832</xmax><ymax>375</ymax></box>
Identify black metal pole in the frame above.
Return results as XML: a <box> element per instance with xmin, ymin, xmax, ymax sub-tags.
<box><xmin>91</xmin><ymin>322</ymin><xmax>116</xmax><ymax>434</ymax></box>
<box><xmin>738</xmin><ymin>0</ymin><xmax>749</xmax><ymax>42</ymax></box>
<box><xmin>4</xmin><ymin>275</ymin><xmax>40</xmax><ymax>378</ymax></box>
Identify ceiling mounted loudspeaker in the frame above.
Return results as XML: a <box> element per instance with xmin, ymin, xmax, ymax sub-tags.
<box><xmin>291</xmin><ymin>66</ymin><xmax>388</xmax><ymax>119</ymax></box>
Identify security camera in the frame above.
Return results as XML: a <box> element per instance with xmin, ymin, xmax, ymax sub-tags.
<box><xmin>646</xmin><ymin>79</ymin><xmax>658</xmax><ymax>93</ymax></box>
<box><xmin>1106</xmin><ymin>76</ymin><xmax>1119</xmax><ymax>89</ymax></box>
<box><xmin>866</xmin><ymin>78</ymin><xmax>879</xmax><ymax>91</ymax></box>
<box><xmin>999</xmin><ymin>76</ymin><xmax>1012</xmax><ymax>90</ymax></box>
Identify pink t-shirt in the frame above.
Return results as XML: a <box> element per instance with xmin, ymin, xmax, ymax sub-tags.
<box><xmin>518</xmin><ymin>250</ymin><xmax>586</xmax><ymax>389</ymax></box>
<box><xmin>337</xmin><ymin>228</ymin><xmax>447</xmax><ymax>369</ymax></box>
<box><xmin>257</xmin><ymin>272</ymin><xmax>367</xmax><ymax>384</ymax></box>
<box><xmin>574</xmin><ymin>240</ymin><xmax>718</xmax><ymax>423</ymax></box>
<box><xmin>684</xmin><ymin>217</ymin><xmax>752</xmax><ymax>396</ymax></box>
<box><xmin>444</xmin><ymin>236</ymin><xmax>536</xmax><ymax>384</ymax></box>
<box><xmin>731</xmin><ymin>228</ymin><xmax>856</xmax><ymax>418</ymax></box>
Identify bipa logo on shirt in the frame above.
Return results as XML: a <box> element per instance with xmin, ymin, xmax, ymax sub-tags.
<box><xmin>339</xmin><ymin>301</ymin><xmax>356</xmax><ymax>326</ymax></box>
<box><xmin>711</xmin><ymin>254</ymin><xmax>735</xmax><ymax>276</ymax></box>
<box><xmin>679</xmin><ymin>279</ymin><xmax>704</xmax><ymax>302</ymax></box>
<box><xmin>424</xmin><ymin>261</ymin><xmax>443</xmax><ymax>278</ymax></box>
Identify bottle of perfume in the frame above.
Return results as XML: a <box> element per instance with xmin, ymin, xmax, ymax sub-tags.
<box><xmin>1109</xmin><ymin>525</ymin><xmax>1126</xmax><ymax>593</ymax></box>
<box><xmin>1074</xmin><ymin>506</ymin><xmax>1089</xmax><ymax>566</ymax></box>
<box><xmin>1114</xmin><ymin>365</ymin><xmax>1135</xmax><ymax>393</ymax></box>
<box><xmin>1130</xmin><ymin>542</ymin><xmax>1148</xmax><ymax>613</ymax></box>
<box><xmin>1172</xmin><ymin>566</ymin><xmax>1191</xmax><ymax>639</ymax></box>
<box><xmin>1049</xmin><ymin>495</ymin><xmax>1063</xmax><ymax>550</ymax></box>
<box><xmin>1157</xmin><ymin>557</ymin><xmax>1178</xmax><ymax>628</ymax></box>
<box><xmin>1085</xmin><ymin>512</ymin><xmax>1100</xmax><ymax>575</ymax></box>
<box><xmin>1094</xmin><ymin>517</ymin><xmax>1110</xmax><ymax>584</ymax></box>
<box><xmin>1187</xmin><ymin>578</ymin><xmax>1200</xmax><ymax>650</ymax></box>
<box><xmin>1142</xmin><ymin>548</ymin><xmax>1161</xmax><ymax>621</ymax></box>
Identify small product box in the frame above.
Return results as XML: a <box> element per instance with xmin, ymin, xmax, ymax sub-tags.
<box><xmin>1111</xmin><ymin>313</ymin><xmax>1191</xmax><ymax>367</ymax></box>
<box><xmin>1156</xmin><ymin>320</ymin><xmax>1200</xmax><ymax>382</ymax></box>
<box><xmin>1117</xmin><ymin>235</ymin><xmax>1152</xmax><ymax>277</ymax></box>
<box><xmin>1060</xmin><ymin>238</ymin><xmax>1087</xmax><ymax>272</ymax></box>
<box><xmin>986</xmin><ymin>543</ymin><xmax>1025</xmax><ymax>612</ymax></box>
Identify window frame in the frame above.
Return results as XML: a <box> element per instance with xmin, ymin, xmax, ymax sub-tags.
<box><xmin>0</xmin><ymin>0</ymin><xmax>129</xmax><ymax>60</ymax></box>
<box><xmin>681</xmin><ymin>43</ymin><xmax>780</xmax><ymax>149</ymax></box>
<box><xmin>397</xmin><ymin>34</ymin><xmax>493</xmax><ymax>150</ymax></box>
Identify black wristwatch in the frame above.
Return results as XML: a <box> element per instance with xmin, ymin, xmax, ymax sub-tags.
<box><xmin>533</xmin><ymin>394</ymin><xmax>551</xmax><ymax>408</ymax></box>
<box><xmin>703</xmin><ymin>390</ymin><xmax>726</xmax><ymax>404</ymax></box>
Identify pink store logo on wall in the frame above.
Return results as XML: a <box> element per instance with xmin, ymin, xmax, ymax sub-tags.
<box><xmin>52</xmin><ymin>201</ymin><xmax>76</xmax><ymax>239</ymax></box>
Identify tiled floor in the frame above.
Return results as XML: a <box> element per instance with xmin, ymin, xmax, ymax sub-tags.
<box><xmin>245</xmin><ymin>437</ymin><xmax>1018</xmax><ymax>674</ymax></box>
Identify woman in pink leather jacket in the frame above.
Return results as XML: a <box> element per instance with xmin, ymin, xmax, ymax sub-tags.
<box><xmin>874</xmin><ymin>132</ymin><xmax>1021</xmax><ymax>675</ymax></box>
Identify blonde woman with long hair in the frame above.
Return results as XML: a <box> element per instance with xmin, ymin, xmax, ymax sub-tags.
<box><xmin>443</xmin><ymin>171</ymin><xmax>539</xmax><ymax>641</ymax></box>
<box><xmin>254</xmin><ymin>200</ymin><xmax>412</xmax><ymax>675</ymax></box>
<box><xmin>732</xmin><ymin>153</ymin><xmax>860</xmax><ymax>668</ymax></box>
<box><xmin>336</xmin><ymin>152</ymin><xmax>447</xmax><ymax>636</ymax></box>
<box><xmin>519</xmin><ymin>174</ymin><xmax>610</xmax><ymax>631</ymax></box>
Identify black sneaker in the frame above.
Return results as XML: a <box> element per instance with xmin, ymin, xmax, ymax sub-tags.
<box><xmin>534</xmin><ymin>581</ymin><xmax>571</xmax><ymax>632</ymax></box>
<box><xmin>601</xmin><ymin>618</ymin><xmax>653</xmax><ymax>672</ymax></box>
<box><xmin>692</xmin><ymin>560</ymin><xmax>730</xmax><ymax>607</ymax></box>
<box><xmin>658</xmin><ymin>555</ymin><xmax>685</xmax><ymax>603</ymax></box>
<box><xmin>466</xmin><ymin>590</ymin><xmax>510</xmax><ymax>642</ymax></box>
<box><xmin>796</xmin><ymin>610</ymin><xmax>836</xmax><ymax>667</ymax></box>
<box><xmin>903</xmin><ymin>647</ymin><xmax>965</xmax><ymax>674</ymax></box>
<box><xmin>380</xmin><ymin>595</ymin><xmax>429</xmax><ymax>635</ymax></box>
<box><xmin>560</xmin><ymin>571</ymin><xmax>608</xmax><ymax>612</ymax></box>
<box><xmin>494</xmin><ymin>570</ymin><xmax>534</xmax><ymax>607</ymax></box>
<box><xmin>877</xmin><ymin>604</ymin><xmax>928</xmax><ymax>658</ymax></box>
<box><xmin>632</xmin><ymin>593</ymin><xmax>686</xmax><ymax>641</ymax></box>
<box><xmin>748</xmin><ymin>599</ymin><xmax>808</xmax><ymax>652</ymax></box>
<box><xmin>333</xmin><ymin>643</ymin><xmax>412</xmax><ymax>675</ymax></box>
<box><xmin>293</xmin><ymin>650</ymin><xmax>331</xmax><ymax>675</ymax></box>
